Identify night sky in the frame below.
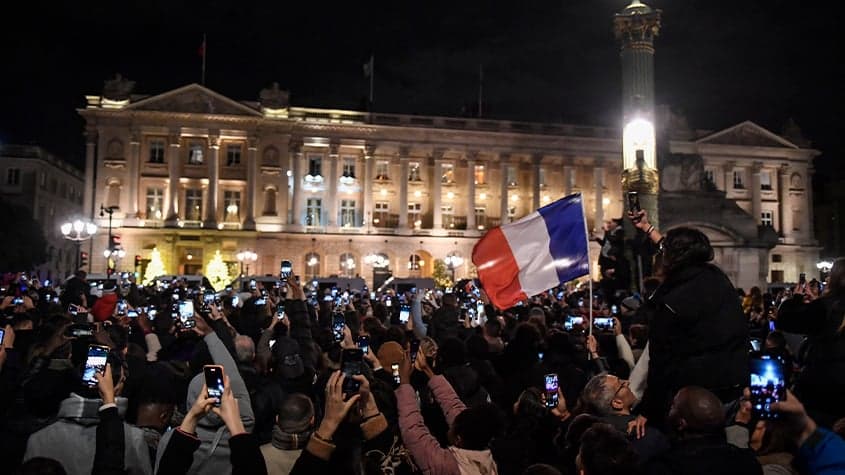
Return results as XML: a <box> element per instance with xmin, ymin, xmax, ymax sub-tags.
<box><xmin>1</xmin><ymin>0</ymin><xmax>841</xmax><ymax>181</ymax></box>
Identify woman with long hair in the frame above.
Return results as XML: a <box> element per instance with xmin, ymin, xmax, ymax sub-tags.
<box><xmin>776</xmin><ymin>257</ymin><xmax>845</xmax><ymax>427</ymax></box>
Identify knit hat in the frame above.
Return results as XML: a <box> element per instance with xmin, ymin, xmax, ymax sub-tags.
<box><xmin>376</xmin><ymin>341</ymin><xmax>405</xmax><ymax>370</ymax></box>
<box><xmin>274</xmin><ymin>336</ymin><xmax>305</xmax><ymax>379</ymax></box>
<box><xmin>102</xmin><ymin>280</ymin><xmax>117</xmax><ymax>294</ymax></box>
<box><xmin>621</xmin><ymin>296</ymin><xmax>641</xmax><ymax>312</ymax></box>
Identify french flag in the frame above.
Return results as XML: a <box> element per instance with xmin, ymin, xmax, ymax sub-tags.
<box><xmin>472</xmin><ymin>193</ymin><xmax>590</xmax><ymax>309</ymax></box>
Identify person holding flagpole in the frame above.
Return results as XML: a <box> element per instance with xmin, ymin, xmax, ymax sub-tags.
<box><xmin>625</xmin><ymin>209</ymin><xmax>749</xmax><ymax>435</ymax></box>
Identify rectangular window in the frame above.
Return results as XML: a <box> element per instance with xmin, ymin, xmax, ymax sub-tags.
<box><xmin>409</xmin><ymin>162</ymin><xmax>422</xmax><ymax>182</ymax></box>
<box><xmin>306</xmin><ymin>198</ymin><xmax>322</xmax><ymax>226</ymax></box>
<box><xmin>441</xmin><ymin>163</ymin><xmax>454</xmax><ymax>184</ymax></box>
<box><xmin>733</xmin><ymin>169</ymin><xmax>745</xmax><ymax>189</ymax></box>
<box><xmin>224</xmin><ymin>191</ymin><xmax>241</xmax><ymax>221</ymax></box>
<box><xmin>760</xmin><ymin>171</ymin><xmax>772</xmax><ymax>190</ymax></box>
<box><xmin>441</xmin><ymin>204</ymin><xmax>455</xmax><ymax>229</ymax></box>
<box><xmin>6</xmin><ymin>168</ymin><xmax>20</xmax><ymax>185</ymax></box>
<box><xmin>340</xmin><ymin>199</ymin><xmax>357</xmax><ymax>227</ymax></box>
<box><xmin>474</xmin><ymin>207</ymin><xmax>486</xmax><ymax>229</ymax></box>
<box><xmin>185</xmin><ymin>189</ymin><xmax>203</xmax><ymax>221</ymax></box>
<box><xmin>188</xmin><ymin>143</ymin><xmax>204</xmax><ymax>165</ymax></box>
<box><xmin>308</xmin><ymin>156</ymin><xmax>322</xmax><ymax>177</ymax></box>
<box><xmin>792</xmin><ymin>210</ymin><xmax>801</xmax><ymax>231</ymax></box>
<box><xmin>342</xmin><ymin>158</ymin><xmax>356</xmax><ymax>178</ymax></box>
<box><xmin>538</xmin><ymin>167</ymin><xmax>547</xmax><ymax>188</ymax></box>
<box><xmin>226</xmin><ymin>144</ymin><xmax>242</xmax><ymax>166</ymax></box>
<box><xmin>374</xmin><ymin>201</ymin><xmax>390</xmax><ymax>226</ymax></box>
<box><xmin>40</xmin><ymin>172</ymin><xmax>47</xmax><ymax>189</ymax></box>
<box><xmin>146</xmin><ymin>188</ymin><xmax>164</xmax><ymax>220</ymax></box>
<box><xmin>704</xmin><ymin>169</ymin><xmax>715</xmax><ymax>184</ymax></box>
<box><xmin>771</xmin><ymin>254</ymin><xmax>783</xmax><ymax>263</ymax></box>
<box><xmin>408</xmin><ymin>202</ymin><xmax>422</xmax><ymax>228</ymax></box>
<box><xmin>375</xmin><ymin>160</ymin><xmax>390</xmax><ymax>180</ymax></box>
<box><xmin>474</xmin><ymin>165</ymin><xmax>486</xmax><ymax>185</ymax></box>
<box><xmin>761</xmin><ymin>210</ymin><xmax>774</xmax><ymax>227</ymax></box>
<box><xmin>507</xmin><ymin>166</ymin><xmax>518</xmax><ymax>187</ymax></box>
<box><xmin>149</xmin><ymin>140</ymin><xmax>165</xmax><ymax>163</ymax></box>
<box><xmin>50</xmin><ymin>178</ymin><xmax>57</xmax><ymax>193</ymax></box>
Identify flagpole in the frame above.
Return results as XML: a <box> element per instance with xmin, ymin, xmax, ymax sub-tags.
<box><xmin>578</xmin><ymin>192</ymin><xmax>594</xmax><ymax>338</ymax></box>
<box><xmin>201</xmin><ymin>33</ymin><xmax>207</xmax><ymax>86</ymax></box>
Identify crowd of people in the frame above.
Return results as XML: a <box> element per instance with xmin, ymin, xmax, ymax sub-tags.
<box><xmin>1</xmin><ymin>210</ymin><xmax>844</xmax><ymax>475</ymax></box>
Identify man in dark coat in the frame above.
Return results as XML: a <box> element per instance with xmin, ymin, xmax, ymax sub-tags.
<box><xmin>427</xmin><ymin>293</ymin><xmax>462</xmax><ymax>344</ymax></box>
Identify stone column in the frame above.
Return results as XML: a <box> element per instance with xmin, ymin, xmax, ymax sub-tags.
<box><xmin>290</xmin><ymin>139</ymin><xmax>304</xmax><ymax>227</ymax></box>
<box><xmin>564</xmin><ymin>164</ymin><xmax>575</xmax><ymax>197</ymax></box>
<box><xmin>327</xmin><ymin>142</ymin><xmax>339</xmax><ymax>227</ymax></box>
<box><xmin>277</xmin><ymin>139</ymin><xmax>289</xmax><ymax>225</ymax></box>
<box><xmin>778</xmin><ymin>165</ymin><xmax>791</xmax><ymax>238</ymax></box>
<box><xmin>594</xmin><ymin>166</ymin><xmax>605</xmax><ymax>231</ymax></box>
<box><xmin>243</xmin><ymin>137</ymin><xmax>258</xmax><ymax>230</ymax></box>
<box><xmin>362</xmin><ymin>144</ymin><xmax>374</xmax><ymax>228</ymax></box>
<box><xmin>205</xmin><ymin>136</ymin><xmax>220</xmax><ymax>228</ymax></box>
<box><xmin>165</xmin><ymin>133</ymin><xmax>181</xmax><ymax>226</ymax></box>
<box><xmin>805</xmin><ymin>167</ymin><xmax>814</xmax><ymax>240</ymax></box>
<box><xmin>466</xmin><ymin>153</ymin><xmax>477</xmax><ymax>231</ymax></box>
<box><xmin>532</xmin><ymin>154</ymin><xmax>542</xmax><ymax>210</ymax></box>
<box><xmin>127</xmin><ymin>132</ymin><xmax>140</xmax><ymax>219</ymax></box>
<box><xmin>398</xmin><ymin>155</ymin><xmax>409</xmax><ymax>229</ymax></box>
<box><xmin>83</xmin><ymin>129</ymin><xmax>97</xmax><ymax>218</ymax></box>
<box><xmin>432</xmin><ymin>152</ymin><xmax>444</xmax><ymax>230</ymax></box>
<box><xmin>724</xmin><ymin>161</ymin><xmax>736</xmax><ymax>193</ymax></box>
<box><xmin>499</xmin><ymin>154</ymin><xmax>510</xmax><ymax>225</ymax></box>
<box><xmin>751</xmin><ymin>161</ymin><xmax>762</xmax><ymax>225</ymax></box>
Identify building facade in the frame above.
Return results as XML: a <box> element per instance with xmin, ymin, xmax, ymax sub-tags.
<box><xmin>0</xmin><ymin>144</ymin><xmax>85</xmax><ymax>279</ymax></box>
<box><xmin>78</xmin><ymin>80</ymin><xmax>818</xmax><ymax>291</ymax></box>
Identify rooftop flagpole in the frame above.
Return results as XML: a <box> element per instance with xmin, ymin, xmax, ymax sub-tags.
<box><xmin>200</xmin><ymin>34</ymin><xmax>207</xmax><ymax>86</ymax></box>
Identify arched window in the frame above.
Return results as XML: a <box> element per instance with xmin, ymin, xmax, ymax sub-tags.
<box><xmin>305</xmin><ymin>252</ymin><xmax>320</xmax><ymax>280</ymax></box>
<box><xmin>408</xmin><ymin>254</ymin><xmax>424</xmax><ymax>272</ymax></box>
<box><xmin>339</xmin><ymin>252</ymin><xmax>356</xmax><ymax>277</ymax></box>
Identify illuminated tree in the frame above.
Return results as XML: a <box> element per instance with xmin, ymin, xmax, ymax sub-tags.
<box><xmin>142</xmin><ymin>247</ymin><xmax>166</xmax><ymax>286</ymax></box>
<box><xmin>205</xmin><ymin>250</ymin><xmax>231</xmax><ymax>291</ymax></box>
<box><xmin>432</xmin><ymin>259</ymin><xmax>452</xmax><ymax>289</ymax></box>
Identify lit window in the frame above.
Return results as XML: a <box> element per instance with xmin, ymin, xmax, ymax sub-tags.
<box><xmin>188</xmin><ymin>144</ymin><xmax>204</xmax><ymax>165</ymax></box>
<box><xmin>340</xmin><ymin>200</ymin><xmax>357</xmax><ymax>227</ymax></box>
<box><xmin>224</xmin><ymin>191</ymin><xmax>241</xmax><ymax>221</ymax></box>
<box><xmin>409</xmin><ymin>254</ymin><xmax>423</xmax><ymax>271</ymax></box>
<box><xmin>760</xmin><ymin>171</ymin><xmax>772</xmax><ymax>190</ymax></box>
<box><xmin>226</xmin><ymin>144</ymin><xmax>242</xmax><ymax>166</ymax></box>
<box><xmin>339</xmin><ymin>252</ymin><xmax>356</xmax><ymax>277</ymax></box>
<box><xmin>409</xmin><ymin>162</ymin><xmax>422</xmax><ymax>182</ymax></box>
<box><xmin>761</xmin><ymin>211</ymin><xmax>773</xmax><ymax>227</ymax></box>
<box><xmin>374</xmin><ymin>201</ymin><xmax>389</xmax><ymax>226</ymax></box>
<box><xmin>306</xmin><ymin>198</ymin><xmax>322</xmax><ymax>226</ymax></box>
<box><xmin>441</xmin><ymin>163</ymin><xmax>454</xmax><ymax>184</ymax></box>
<box><xmin>441</xmin><ymin>204</ymin><xmax>455</xmax><ymax>228</ymax></box>
<box><xmin>146</xmin><ymin>188</ymin><xmax>164</xmax><ymax>220</ymax></box>
<box><xmin>473</xmin><ymin>165</ymin><xmax>486</xmax><ymax>185</ymax></box>
<box><xmin>185</xmin><ymin>189</ymin><xmax>203</xmax><ymax>221</ymax></box>
<box><xmin>733</xmin><ymin>169</ymin><xmax>744</xmax><ymax>189</ymax></box>
<box><xmin>305</xmin><ymin>252</ymin><xmax>320</xmax><ymax>279</ymax></box>
<box><xmin>475</xmin><ymin>207</ymin><xmax>486</xmax><ymax>229</ymax></box>
<box><xmin>375</xmin><ymin>160</ymin><xmax>390</xmax><ymax>180</ymax></box>
<box><xmin>408</xmin><ymin>202</ymin><xmax>421</xmax><ymax>229</ymax></box>
<box><xmin>342</xmin><ymin>158</ymin><xmax>356</xmax><ymax>178</ymax></box>
<box><xmin>507</xmin><ymin>166</ymin><xmax>518</xmax><ymax>187</ymax></box>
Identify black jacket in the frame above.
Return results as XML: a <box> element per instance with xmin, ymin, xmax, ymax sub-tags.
<box><xmin>640</xmin><ymin>264</ymin><xmax>749</xmax><ymax>424</ymax></box>
<box><xmin>645</xmin><ymin>434</ymin><xmax>762</xmax><ymax>475</ymax></box>
<box><xmin>427</xmin><ymin>306</ymin><xmax>462</xmax><ymax>343</ymax></box>
<box><xmin>777</xmin><ymin>294</ymin><xmax>845</xmax><ymax>427</ymax></box>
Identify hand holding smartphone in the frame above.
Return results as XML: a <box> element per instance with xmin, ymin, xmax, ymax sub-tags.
<box><xmin>750</xmin><ymin>355</ymin><xmax>786</xmax><ymax>420</ymax></box>
<box><xmin>544</xmin><ymin>374</ymin><xmax>560</xmax><ymax>408</ymax></box>
<box><xmin>82</xmin><ymin>345</ymin><xmax>110</xmax><ymax>387</ymax></box>
<box><xmin>204</xmin><ymin>365</ymin><xmax>225</xmax><ymax>406</ymax></box>
<box><xmin>341</xmin><ymin>349</ymin><xmax>363</xmax><ymax>397</ymax></box>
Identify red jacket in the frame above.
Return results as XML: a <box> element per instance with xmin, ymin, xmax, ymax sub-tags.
<box><xmin>90</xmin><ymin>292</ymin><xmax>117</xmax><ymax>322</ymax></box>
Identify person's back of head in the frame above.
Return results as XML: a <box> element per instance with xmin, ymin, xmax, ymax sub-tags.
<box><xmin>577</xmin><ymin>423</ymin><xmax>639</xmax><ymax>475</ymax></box>
<box><xmin>16</xmin><ymin>457</ymin><xmax>67</xmax><ymax>475</ymax></box>
<box><xmin>523</xmin><ymin>463</ymin><xmax>562</xmax><ymax>475</ymax></box>
<box><xmin>580</xmin><ymin>374</ymin><xmax>616</xmax><ymax>417</ymax></box>
<box><xmin>484</xmin><ymin>318</ymin><xmax>502</xmax><ymax>338</ymax></box>
<box><xmin>826</xmin><ymin>257</ymin><xmax>845</xmax><ymax>298</ymax></box>
<box><xmin>465</xmin><ymin>333</ymin><xmax>489</xmax><ymax>360</ymax></box>
<box><xmin>441</xmin><ymin>293</ymin><xmax>458</xmax><ymax>308</ymax></box>
<box><xmin>234</xmin><ymin>335</ymin><xmax>256</xmax><ymax>364</ymax></box>
<box><xmin>450</xmin><ymin>402</ymin><xmax>504</xmax><ymax>451</ymax></box>
<box><xmin>438</xmin><ymin>337</ymin><xmax>468</xmax><ymax>369</ymax></box>
<box><xmin>662</xmin><ymin>227</ymin><xmax>714</xmax><ymax>274</ymax></box>
<box><xmin>668</xmin><ymin>386</ymin><xmax>725</xmax><ymax>436</ymax></box>
<box><xmin>277</xmin><ymin>393</ymin><xmax>314</xmax><ymax>435</ymax></box>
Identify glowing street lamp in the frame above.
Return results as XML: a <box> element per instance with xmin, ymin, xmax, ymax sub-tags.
<box><xmin>61</xmin><ymin>218</ymin><xmax>97</xmax><ymax>271</ymax></box>
<box><xmin>236</xmin><ymin>250</ymin><xmax>258</xmax><ymax>276</ymax></box>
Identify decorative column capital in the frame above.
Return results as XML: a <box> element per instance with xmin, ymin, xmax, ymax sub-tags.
<box><xmin>723</xmin><ymin>160</ymin><xmax>736</xmax><ymax>170</ymax></box>
<box><xmin>751</xmin><ymin>161</ymin><xmax>764</xmax><ymax>172</ymax></box>
<box><xmin>209</xmin><ymin>135</ymin><xmax>220</xmax><ymax>149</ymax></box>
<box><xmin>84</xmin><ymin>127</ymin><xmax>98</xmax><ymax>143</ymax></box>
<box><xmin>288</xmin><ymin>138</ymin><xmax>303</xmax><ymax>155</ymax></box>
<box><xmin>363</xmin><ymin>143</ymin><xmax>376</xmax><ymax>159</ymax></box>
<box><xmin>531</xmin><ymin>153</ymin><xmax>544</xmax><ymax>166</ymax></box>
<box><xmin>168</xmin><ymin>131</ymin><xmax>181</xmax><ymax>147</ymax></box>
<box><xmin>431</xmin><ymin>148</ymin><xmax>446</xmax><ymax>162</ymax></box>
<box><xmin>328</xmin><ymin>141</ymin><xmax>340</xmax><ymax>158</ymax></box>
<box><xmin>466</xmin><ymin>150</ymin><xmax>480</xmax><ymax>162</ymax></box>
<box><xmin>248</xmin><ymin>136</ymin><xmax>260</xmax><ymax>151</ymax></box>
<box><xmin>129</xmin><ymin>129</ymin><xmax>141</xmax><ymax>145</ymax></box>
<box><xmin>498</xmin><ymin>152</ymin><xmax>511</xmax><ymax>165</ymax></box>
<box><xmin>778</xmin><ymin>163</ymin><xmax>791</xmax><ymax>176</ymax></box>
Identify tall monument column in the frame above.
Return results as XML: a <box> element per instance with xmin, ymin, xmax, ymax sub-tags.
<box><xmin>614</xmin><ymin>0</ymin><xmax>661</xmax><ymax>290</ymax></box>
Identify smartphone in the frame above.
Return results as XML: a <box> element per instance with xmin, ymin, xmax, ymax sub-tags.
<box><xmin>799</xmin><ymin>273</ymin><xmax>806</xmax><ymax>285</ymax></box>
<box><xmin>331</xmin><ymin>288</ymin><xmax>338</xmax><ymax>297</ymax></box>
<box><xmin>627</xmin><ymin>191</ymin><xmax>641</xmax><ymax>213</ymax></box>
<box><xmin>538</xmin><ymin>351</ymin><xmax>544</xmax><ymax>362</ymax></box>
<box><xmin>148</xmin><ymin>308</ymin><xmax>158</xmax><ymax>320</ymax></box>
<box><xmin>749</xmin><ymin>338</ymin><xmax>762</xmax><ymax>353</ymax></box>
<box><xmin>204</xmin><ymin>365</ymin><xmax>225</xmax><ymax>406</ymax></box>
<box><xmin>391</xmin><ymin>363</ymin><xmax>401</xmax><ymax>386</ymax></box>
<box><xmin>332</xmin><ymin>314</ymin><xmax>345</xmax><ymax>342</ymax></box>
<box><xmin>385</xmin><ymin>297</ymin><xmax>392</xmax><ymax>308</ymax></box>
<box><xmin>476</xmin><ymin>301</ymin><xmax>485</xmax><ymax>317</ymax></box>
<box><xmin>544</xmin><ymin>374</ymin><xmax>560</xmax><ymax>408</ymax></box>
<box><xmin>127</xmin><ymin>309</ymin><xmax>139</xmax><ymax>318</ymax></box>
<box><xmin>410</xmin><ymin>340</ymin><xmax>421</xmax><ymax>363</ymax></box>
<box><xmin>578</xmin><ymin>298</ymin><xmax>585</xmax><ymax>307</ymax></box>
<box><xmin>280</xmin><ymin>260</ymin><xmax>293</xmax><ymax>280</ymax></box>
<box><xmin>255</xmin><ymin>297</ymin><xmax>267</xmax><ymax>306</ymax></box>
<box><xmin>66</xmin><ymin>323</ymin><xmax>95</xmax><ymax>338</ymax></box>
<box><xmin>0</xmin><ymin>328</ymin><xmax>5</xmax><ymax>345</ymax></box>
<box><xmin>82</xmin><ymin>344</ymin><xmax>110</xmax><ymax>387</ymax></box>
<box><xmin>564</xmin><ymin>316</ymin><xmax>584</xmax><ymax>331</ymax></box>
<box><xmin>116</xmin><ymin>300</ymin><xmax>127</xmax><ymax>316</ymax></box>
<box><xmin>249</xmin><ymin>279</ymin><xmax>257</xmax><ymax>290</ymax></box>
<box><xmin>178</xmin><ymin>300</ymin><xmax>196</xmax><ymax>329</ymax></box>
<box><xmin>611</xmin><ymin>305</ymin><xmax>619</xmax><ymax>315</ymax></box>
<box><xmin>358</xmin><ymin>335</ymin><xmax>370</xmax><ymax>354</ymax></box>
<box><xmin>768</xmin><ymin>319</ymin><xmax>776</xmax><ymax>332</ymax></box>
<box><xmin>231</xmin><ymin>296</ymin><xmax>239</xmax><ymax>306</ymax></box>
<box><xmin>68</xmin><ymin>304</ymin><xmax>81</xmax><ymax>316</ymax></box>
<box><xmin>12</xmin><ymin>297</ymin><xmax>24</xmax><ymax>305</ymax></box>
<box><xmin>750</xmin><ymin>355</ymin><xmax>786</xmax><ymax>420</ymax></box>
<box><xmin>276</xmin><ymin>303</ymin><xmax>286</xmax><ymax>320</ymax></box>
<box><xmin>269</xmin><ymin>339</ymin><xmax>276</xmax><ymax>349</ymax></box>
<box><xmin>370</xmin><ymin>291</ymin><xmax>376</xmax><ymax>300</ymax></box>
<box><xmin>594</xmin><ymin>317</ymin><xmax>615</xmax><ymax>331</ymax></box>
<box><xmin>203</xmin><ymin>292</ymin><xmax>215</xmax><ymax>304</ymax></box>
<box><xmin>399</xmin><ymin>304</ymin><xmax>411</xmax><ymax>324</ymax></box>
<box><xmin>341</xmin><ymin>348</ymin><xmax>363</xmax><ymax>396</ymax></box>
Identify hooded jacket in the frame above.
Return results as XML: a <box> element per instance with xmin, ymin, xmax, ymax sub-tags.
<box><xmin>154</xmin><ymin>332</ymin><xmax>255</xmax><ymax>475</ymax></box>
<box><xmin>24</xmin><ymin>394</ymin><xmax>152</xmax><ymax>475</ymax></box>
<box><xmin>91</xmin><ymin>292</ymin><xmax>118</xmax><ymax>322</ymax></box>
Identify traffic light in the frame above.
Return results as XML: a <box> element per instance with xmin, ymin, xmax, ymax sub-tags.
<box><xmin>80</xmin><ymin>251</ymin><xmax>89</xmax><ymax>269</ymax></box>
<box><xmin>109</xmin><ymin>234</ymin><xmax>121</xmax><ymax>250</ymax></box>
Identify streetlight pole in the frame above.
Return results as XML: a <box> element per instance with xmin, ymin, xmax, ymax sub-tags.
<box><xmin>236</xmin><ymin>250</ymin><xmax>258</xmax><ymax>277</ymax></box>
<box><xmin>61</xmin><ymin>219</ymin><xmax>97</xmax><ymax>272</ymax></box>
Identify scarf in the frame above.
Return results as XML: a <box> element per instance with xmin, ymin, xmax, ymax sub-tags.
<box><xmin>271</xmin><ymin>424</ymin><xmax>313</xmax><ymax>451</ymax></box>
<box><xmin>447</xmin><ymin>447</ymin><xmax>498</xmax><ymax>475</ymax></box>
<box><xmin>57</xmin><ymin>393</ymin><xmax>129</xmax><ymax>426</ymax></box>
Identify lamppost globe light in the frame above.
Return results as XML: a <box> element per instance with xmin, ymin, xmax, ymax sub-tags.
<box><xmin>103</xmin><ymin>249</ymin><xmax>112</xmax><ymax>258</ymax></box>
<box><xmin>73</xmin><ymin>220</ymin><xmax>84</xmax><ymax>233</ymax></box>
<box><xmin>61</xmin><ymin>223</ymin><xmax>72</xmax><ymax>236</ymax></box>
<box><xmin>236</xmin><ymin>251</ymin><xmax>245</xmax><ymax>262</ymax></box>
<box><xmin>86</xmin><ymin>223</ymin><xmax>98</xmax><ymax>235</ymax></box>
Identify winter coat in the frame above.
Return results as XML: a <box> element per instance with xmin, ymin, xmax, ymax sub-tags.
<box><xmin>91</xmin><ymin>292</ymin><xmax>118</xmax><ymax>322</ymax></box>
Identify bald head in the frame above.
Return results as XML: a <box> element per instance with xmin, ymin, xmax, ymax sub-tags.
<box><xmin>234</xmin><ymin>335</ymin><xmax>256</xmax><ymax>364</ymax></box>
<box><xmin>669</xmin><ymin>386</ymin><xmax>725</xmax><ymax>435</ymax></box>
